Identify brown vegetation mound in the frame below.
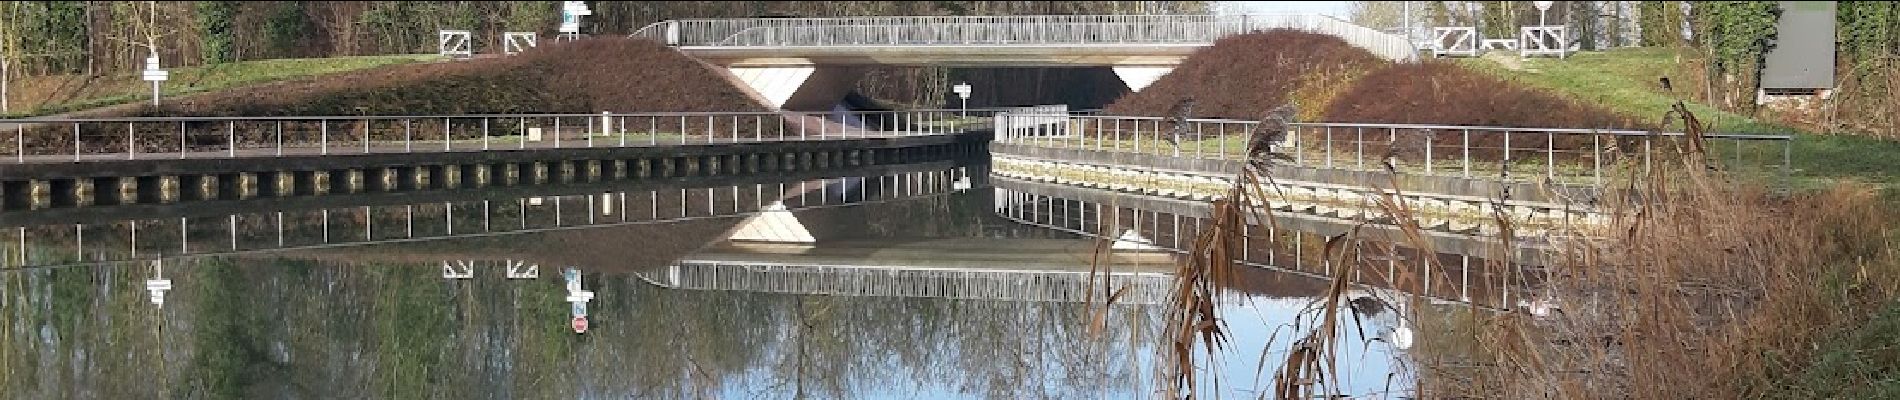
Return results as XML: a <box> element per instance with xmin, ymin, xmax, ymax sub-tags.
<box><xmin>1102</xmin><ymin>30</ymin><xmax>1638</xmax><ymax>131</ymax></box>
<box><xmin>138</xmin><ymin>37</ymin><xmax>766</xmax><ymax>116</ymax></box>
<box><xmin>1102</xmin><ymin>30</ymin><xmax>1388</xmax><ymax>120</ymax></box>
<box><xmin>1321</xmin><ymin>62</ymin><xmax>1636</xmax><ymax>129</ymax></box>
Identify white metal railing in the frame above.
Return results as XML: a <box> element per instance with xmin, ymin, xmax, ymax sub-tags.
<box><xmin>630</xmin><ymin>14</ymin><xmax>1419</xmax><ymax>62</ymax></box>
<box><xmin>1520</xmin><ymin>26</ymin><xmax>1569</xmax><ymax>59</ymax></box>
<box><xmin>994</xmin><ymin>105</ymin><xmax>1072</xmax><ymax>139</ymax></box>
<box><xmin>1431</xmin><ymin>27</ymin><xmax>1479</xmax><ymax>58</ymax></box>
<box><xmin>992</xmin><ymin>113</ymin><xmax>1796</xmax><ymax>186</ymax></box>
<box><xmin>2</xmin><ymin>110</ymin><xmax>980</xmax><ymax>165</ymax></box>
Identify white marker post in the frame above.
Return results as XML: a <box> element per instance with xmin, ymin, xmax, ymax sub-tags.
<box><xmin>953</xmin><ymin>82</ymin><xmax>972</xmax><ymax>118</ymax></box>
<box><xmin>141</xmin><ymin>55</ymin><xmax>169</xmax><ymax>106</ymax></box>
<box><xmin>559</xmin><ymin>1</ymin><xmax>592</xmax><ymax>41</ymax></box>
<box><xmin>1534</xmin><ymin>1</ymin><xmax>1554</xmax><ymax>26</ymax></box>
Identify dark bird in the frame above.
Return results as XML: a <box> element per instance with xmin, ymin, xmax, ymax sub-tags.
<box><xmin>1165</xmin><ymin>98</ymin><xmax>1196</xmax><ymax>150</ymax></box>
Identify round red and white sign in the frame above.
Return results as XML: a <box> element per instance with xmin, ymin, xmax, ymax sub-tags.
<box><xmin>572</xmin><ymin>317</ymin><xmax>589</xmax><ymax>333</ymax></box>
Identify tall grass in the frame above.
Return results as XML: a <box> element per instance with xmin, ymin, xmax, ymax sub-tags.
<box><xmin>1115</xmin><ymin>99</ymin><xmax>1900</xmax><ymax>398</ymax></box>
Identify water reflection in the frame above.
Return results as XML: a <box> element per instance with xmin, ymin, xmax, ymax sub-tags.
<box><xmin>0</xmin><ymin>163</ymin><xmax>1503</xmax><ymax>398</ymax></box>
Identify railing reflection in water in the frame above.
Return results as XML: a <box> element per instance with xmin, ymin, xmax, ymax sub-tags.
<box><xmin>993</xmin><ymin>185</ymin><xmax>1547</xmax><ymax>312</ymax></box>
<box><xmin>0</xmin><ymin>168</ymin><xmax>972</xmax><ymax>270</ymax></box>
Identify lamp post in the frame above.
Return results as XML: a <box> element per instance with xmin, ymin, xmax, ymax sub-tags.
<box><xmin>953</xmin><ymin>82</ymin><xmax>972</xmax><ymax>118</ymax></box>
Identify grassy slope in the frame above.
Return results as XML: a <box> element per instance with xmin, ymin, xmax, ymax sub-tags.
<box><xmin>4</xmin><ymin>54</ymin><xmax>444</xmax><ymax>118</ymax></box>
<box><xmin>1458</xmin><ymin>48</ymin><xmax>1900</xmax><ymax>189</ymax></box>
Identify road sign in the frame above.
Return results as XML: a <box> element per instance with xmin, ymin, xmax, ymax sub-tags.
<box><xmin>572</xmin><ymin>316</ymin><xmax>589</xmax><ymax>333</ymax></box>
<box><xmin>560</xmin><ymin>1</ymin><xmax>592</xmax><ymax>35</ymax></box>
<box><xmin>953</xmin><ymin>83</ymin><xmax>972</xmax><ymax>99</ymax></box>
<box><xmin>1533</xmin><ymin>1</ymin><xmax>1554</xmax><ymax>11</ymax></box>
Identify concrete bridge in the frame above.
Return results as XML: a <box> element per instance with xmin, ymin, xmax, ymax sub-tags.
<box><xmin>630</xmin><ymin>14</ymin><xmax>1417</xmax><ymax>109</ymax></box>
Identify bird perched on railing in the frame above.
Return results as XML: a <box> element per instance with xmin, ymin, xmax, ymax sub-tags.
<box><xmin>1165</xmin><ymin>98</ymin><xmax>1196</xmax><ymax>154</ymax></box>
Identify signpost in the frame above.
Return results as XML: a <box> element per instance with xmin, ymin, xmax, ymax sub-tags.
<box><xmin>559</xmin><ymin>1</ymin><xmax>592</xmax><ymax>41</ymax></box>
<box><xmin>953</xmin><ymin>82</ymin><xmax>972</xmax><ymax>117</ymax></box>
<box><xmin>564</xmin><ymin>267</ymin><xmax>595</xmax><ymax>334</ymax></box>
<box><xmin>141</xmin><ymin>55</ymin><xmax>168</xmax><ymax>106</ymax></box>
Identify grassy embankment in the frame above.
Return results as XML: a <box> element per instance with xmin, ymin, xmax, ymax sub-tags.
<box><xmin>1458</xmin><ymin>47</ymin><xmax>1900</xmax><ymax>190</ymax></box>
<box><xmin>3</xmin><ymin>54</ymin><xmax>443</xmax><ymax>118</ymax></box>
<box><xmin>1420</xmin><ymin>48</ymin><xmax>1900</xmax><ymax>398</ymax></box>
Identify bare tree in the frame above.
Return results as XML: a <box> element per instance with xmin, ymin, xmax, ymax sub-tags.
<box><xmin>104</xmin><ymin>1</ymin><xmax>178</xmax><ymax>66</ymax></box>
<box><xmin>0</xmin><ymin>1</ymin><xmax>18</xmax><ymax>114</ymax></box>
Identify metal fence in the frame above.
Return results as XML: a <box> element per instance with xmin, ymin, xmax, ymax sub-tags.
<box><xmin>630</xmin><ymin>14</ymin><xmax>1418</xmax><ymax>62</ymax></box>
<box><xmin>1</xmin><ymin>110</ymin><xmax>982</xmax><ymax>164</ymax></box>
<box><xmin>994</xmin><ymin>113</ymin><xmax>1796</xmax><ymax>186</ymax></box>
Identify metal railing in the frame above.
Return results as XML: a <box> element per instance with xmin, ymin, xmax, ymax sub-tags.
<box><xmin>644</xmin><ymin>261</ymin><xmax>1172</xmax><ymax>304</ymax></box>
<box><xmin>631</xmin><ymin>14</ymin><xmax>1418</xmax><ymax>62</ymax></box>
<box><xmin>2</xmin><ymin>110</ymin><xmax>980</xmax><ymax>164</ymax></box>
<box><xmin>994</xmin><ymin>113</ymin><xmax>1796</xmax><ymax>186</ymax></box>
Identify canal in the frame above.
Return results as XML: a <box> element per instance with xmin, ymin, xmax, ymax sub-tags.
<box><xmin>1</xmin><ymin>159</ymin><xmax>1526</xmax><ymax>399</ymax></box>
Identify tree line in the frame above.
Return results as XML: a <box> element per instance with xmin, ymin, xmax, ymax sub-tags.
<box><xmin>1350</xmin><ymin>1</ymin><xmax>1899</xmax><ymax>136</ymax></box>
<box><xmin>0</xmin><ymin>1</ymin><xmax>1208</xmax><ymax>74</ymax></box>
<box><xmin>0</xmin><ymin>1</ymin><xmax>1208</xmax><ymax>113</ymax></box>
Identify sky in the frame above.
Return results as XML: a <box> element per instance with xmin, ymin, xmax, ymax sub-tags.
<box><xmin>1216</xmin><ymin>1</ymin><xmax>1354</xmax><ymax>18</ymax></box>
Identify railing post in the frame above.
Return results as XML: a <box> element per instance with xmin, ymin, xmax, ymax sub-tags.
<box><xmin>362</xmin><ymin>118</ymin><xmax>370</xmax><ymax>154</ymax></box>
<box><xmin>321</xmin><ymin>120</ymin><xmax>329</xmax><ymax>155</ymax></box>
<box><xmin>1781</xmin><ymin>139</ymin><xmax>1792</xmax><ymax>187</ymax></box>
<box><xmin>228</xmin><ymin>121</ymin><xmax>236</xmax><ymax>158</ymax></box>
<box><xmin>1462</xmin><ymin>129</ymin><xmax>1470</xmax><ymax>177</ymax></box>
<box><xmin>443</xmin><ymin>118</ymin><xmax>451</xmax><ymax>152</ymax></box>
<box><xmin>1546</xmin><ymin>131</ymin><xmax>1556</xmax><ymax>180</ymax></box>
<box><xmin>1324</xmin><ymin>126</ymin><xmax>1333</xmax><ymax>168</ymax></box>
<box><xmin>555</xmin><ymin>117</ymin><xmax>562</xmax><ymax>149</ymax></box>
<box><xmin>1643</xmin><ymin>135</ymin><xmax>1652</xmax><ymax>176</ymax></box>
<box><xmin>1424</xmin><ymin>130</ymin><xmax>1433</xmax><ymax>174</ymax></box>
<box><xmin>128</xmin><ymin>122</ymin><xmax>136</xmax><ymax>160</ymax></box>
<box><xmin>404</xmin><ymin>119</ymin><xmax>413</xmax><ymax>153</ymax></box>
<box><xmin>1293</xmin><ymin>125</ymin><xmax>1303</xmax><ymax>166</ymax></box>
<box><xmin>73</xmin><ymin>123</ymin><xmax>80</xmax><ymax>162</ymax></box>
<box><xmin>276</xmin><ymin>121</ymin><xmax>283</xmax><ymax>157</ymax></box>
<box><xmin>1592</xmin><ymin>133</ymin><xmax>1602</xmax><ymax>186</ymax></box>
<box><xmin>1195</xmin><ymin>122</ymin><xmax>1204</xmax><ymax>159</ymax></box>
<box><xmin>1355</xmin><ymin>126</ymin><xmax>1364</xmax><ymax>170</ymax></box>
<box><xmin>16</xmin><ymin>124</ymin><xmax>23</xmax><ymax>163</ymax></box>
<box><xmin>177</xmin><ymin>121</ymin><xmax>185</xmax><ymax>159</ymax></box>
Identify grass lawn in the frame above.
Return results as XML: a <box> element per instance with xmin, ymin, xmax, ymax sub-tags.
<box><xmin>4</xmin><ymin>54</ymin><xmax>444</xmax><ymax>118</ymax></box>
<box><xmin>1458</xmin><ymin>48</ymin><xmax>1900</xmax><ymax>190</ymax></box>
